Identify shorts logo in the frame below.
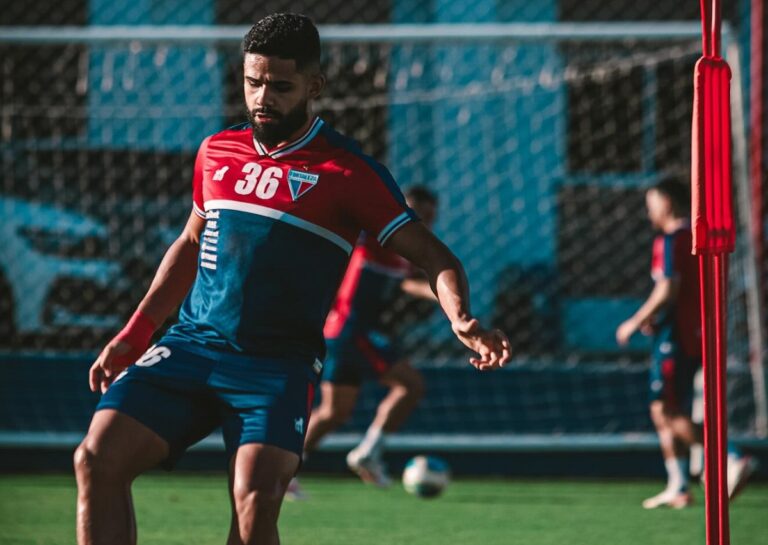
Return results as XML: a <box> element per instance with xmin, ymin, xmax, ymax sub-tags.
<box><xmin>659</xmin><ymin>342</ymin><xmax>672</xmax><ymax>355</ymax></box>
<box><xmin>136</xmin><ymin>345</ymin><xmax>172</xmax><ymax>367</ymax></box>
<box><xmin>294</xmin><ymin>417</ymin><xmax>305</xmax><ymax>435</ymax></box>
<box><xmin>313</xmin><ymin>358</ymin><xmax>323</xmax><ymax>375</ymax></box>
<box><xmin>287</xmin><ymin>169</ymin><xmax>319</xmax><ymax>201</ymax></box>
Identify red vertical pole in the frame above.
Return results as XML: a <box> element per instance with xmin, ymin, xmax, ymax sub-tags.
<box><xmin>694</xmin><ymin>2</ymin><xmax>734</xmax><ymax>545</ymax></box>
<box><xmin>700</xmin><ymin>255</ymin><xmax>731</xmax><ymax>545</ymax></box>
<box><xmin>714</xmin><ymin>255</ymin><xmax>731</xmax><ymax>545</ymax></box>
<box><xmin>699</xmin><ymin>256</ymin><xmax>719</xmax><ymax>544</ymax></box>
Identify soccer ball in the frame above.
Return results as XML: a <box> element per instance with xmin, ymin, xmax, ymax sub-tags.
<box><xmin>402</xmin><ymin>455</ymin><xmax>450</xmax><ymax>498</ymax></box>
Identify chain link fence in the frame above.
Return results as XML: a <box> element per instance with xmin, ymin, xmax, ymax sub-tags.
<box><xmin>1</xmin><ymin>1</ymin><xmax>764</xmax><ymax>437</ymax></box>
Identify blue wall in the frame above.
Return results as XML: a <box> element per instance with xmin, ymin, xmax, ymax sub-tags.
<box><xmin>88</xmin><ymin>0</ymin><xmax>223</xmax><ymax>150</ymax></box>
<box><xmin>388</xmin><ymin>0</ymin><xmax>563</xmax><ymax>344</ymax></box>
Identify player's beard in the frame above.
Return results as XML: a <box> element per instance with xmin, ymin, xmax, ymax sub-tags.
<box><xmin>248</xmin><ymin>100</ymin><xmax>309</xmax><ymax>149</ymax></box>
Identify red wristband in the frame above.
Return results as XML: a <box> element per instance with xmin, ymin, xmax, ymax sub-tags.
<box><xmin>115</xmin><ymin>310</ymin><xmax>157</xmax><ymax>352</ymax></box>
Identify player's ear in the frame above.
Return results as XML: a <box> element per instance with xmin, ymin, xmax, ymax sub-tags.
<box><xmin>307</xmin><ymin>72</ymin><xmax>325</xmax><ymax>99</ymax></box>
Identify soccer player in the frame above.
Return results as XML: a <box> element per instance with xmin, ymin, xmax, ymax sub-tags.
<box><xmin>289</xmin><ymin>187</ymin><xmax>438</xmax><ymax>497</ymax></box>
<box><xmin>616</xmin><ymin>178</ymin><xmax>754</xmax><ymax>509</ymax></box>
<box><xmin>74</xmin><ymin>13</ymin><xmax>510</xmax><ymax>545</ymax></box>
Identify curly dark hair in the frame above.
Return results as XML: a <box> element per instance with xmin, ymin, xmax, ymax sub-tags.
<box><xmin>242</xmin><ymin>13</ymin><xmax>321</xmax><ymax>71</ymax></box>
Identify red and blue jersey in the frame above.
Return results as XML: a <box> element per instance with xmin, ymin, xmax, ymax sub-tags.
<box><xmin>324</xmin><ymin>234</ymin><xmax>414</xmax><ymax>339</ymax></box>
<box><xmin>650</xmin><ymin>226</ymin><xmax>701</xmax><ymax>358</ymax></box>
<box><xmin>164</xmin><ymin>117</ymin><xmax>417</xmax><ymax>361</ymax></box>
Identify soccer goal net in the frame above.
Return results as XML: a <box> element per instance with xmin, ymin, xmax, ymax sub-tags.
<box><xmin>0</xmin><ymin>21</ymin><xmax>765</xmax><ymax>449</ymax></box>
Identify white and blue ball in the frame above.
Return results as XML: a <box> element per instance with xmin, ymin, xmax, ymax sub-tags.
<box><xmin>402</xmin><ymin>455</ymin><xmax>450</xmax><ymax>498</ymax></box>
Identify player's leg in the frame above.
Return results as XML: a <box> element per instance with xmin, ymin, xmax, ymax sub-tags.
<box><xmin>76</xmin><ymin>343</ymin><xmax>221</xmax><ymax>544</ymax></box>
<box><xmin>217</xmin><ymin>354</ymin><xmax>318</xmax><ymax>535</ymax></box>
<box><xmin>226</xmin><ymin>468</ymin><xmax>240</xmax><ymax>545</ymax></box>
<box><xmin>643</xmin><ymin>400</ymin><xmax>693</xmax><ymax>509</ymax></box>
<box><xmin>352</xmin><ymin>359</ymin><xmax>424</xmax><ymax>462</ymax></box>
<box><xmin>288</xmin><ymin>382</ymin><xmax>357</xmax><ymax>501</ymax></box>
<box><xmin>74</xmin><ymin>410</ymin><xmax>168</xmax><ymax>545</ymax></box>
<box><xmin>346</xmin><ymin>334</ymin><xmax>421</xmax><ymax>487</ymax></box>
<box><xmin>651</xmin><ymin>399</ymin><xmax>684</xmax><ymax>486</ymax></box>
<box><xmin>643</xmin><ymin>344</ymin><xmax>694</xmax><ymax>509</ymax></box>
<box><xmin>286</xmin><ymin>341</ymin><xmax>362</xmax><ymax>500</ymax></box>
<box><xmin>671</xmin><ymin>410</ymin><xmax>757</xmax><ymax>500</ymax></box>
<box><xmin>303</xmin><ymin>381</ymin><xmax>360</xmax><ymax>454</ymax></box>
<box><xmin>668</xmin><ymin>412</ymin><xmax>702</xmax><ymax>446</ymax></box>
<box><xmin>689</xmin><ymin>368</ymin><xmax>705</xmax><ymax>477</ymax></box>
<box><xmin>227</xmin><ymin>444</ymin><xmax>299</xmax><ymax>545</ymax></box>
<box><xmin>675</xmin><ymin>367</ymin><xmax>757</xmax><ymax>498</ymax></box>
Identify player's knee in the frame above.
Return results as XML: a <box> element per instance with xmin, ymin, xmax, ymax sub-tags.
<box><xmin>73</xmin><ymin>440</ymin><xmax>126</xmax><ymax>485</ymax></box>
<box><xmin>232</xmin><ymin>482</ymin><xmax>284</xmax><ymax>523</ymax></box>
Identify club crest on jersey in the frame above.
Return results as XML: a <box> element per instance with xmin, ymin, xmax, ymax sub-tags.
<box><xmin>287</xmin><ymin>169</ymin><xmax>319</xmax><ymax>201</ymax></box>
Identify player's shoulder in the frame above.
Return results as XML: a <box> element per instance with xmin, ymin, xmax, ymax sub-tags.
<box><xmin>206</xmin><ymin>122</ymin><xmax>252</xmax><ymax>143</ymax></box>
<box><xmin>669</xmin><ymin>224</ymin><xmax>693</xmax><ymax>246</ymax></box>
<box><xmin>318</xmin><ymin>123</ymin><xmax>394</xmax><ymax>182</ymax></box>
<box><xmin>674</xmin><ymin>224</ymin><xmax>693</xmax><ymax>238</ymax></box>
<box><xmin>194</xmin><ymin>122</ymin><xmax>253</xmax><ymax>159</ymax></box>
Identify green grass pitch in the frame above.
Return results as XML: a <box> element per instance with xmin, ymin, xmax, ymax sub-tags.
<box><xmin>0</xmin><ymin>473</ymin><xmax>765</xmax><ymax>544</ymax></box>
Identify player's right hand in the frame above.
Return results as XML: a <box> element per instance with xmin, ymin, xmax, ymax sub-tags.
<box><xmin>89</xmin><ymin>339</ymin><xmax>144</xmax><ymax>394</ymax></box>
<box><xmin>616</xmin><ymin>318</ymin><xmax>638</xmax><ymax>346</ymax></box>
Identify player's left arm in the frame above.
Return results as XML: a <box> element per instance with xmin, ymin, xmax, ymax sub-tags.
<box><xmin>400</xmin><ymin>277</ymin><xmax>438</xmax><ymax>301</ymax></box>
<box><xmin>385</xmin><ymin>222</ymin><xmax>510</xmax><ymax>370</ymax></box>
<box><xmin>617</xmin><ymin>232</ymin><xmax>685</xmax><ymax>346</ymax></box>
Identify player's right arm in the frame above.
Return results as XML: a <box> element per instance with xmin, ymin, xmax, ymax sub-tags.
<box><xmin>89</xmin><ymin>212</ymin><xmax>205</xmax><ymax>393</ymax></box>
<box><xmin>616</xmin><ymin>234</ymin><xmax>681</xmax><ymax>346</ymax></box>
<box><xmin>90</xmin><ymin>136</ymin><xmax>211</xmax><ymax>393</ymax></box>
<box><xmin>616</xmin><ymin>277</ymin><xmax>679</xmax><ymax>345</ymax></box>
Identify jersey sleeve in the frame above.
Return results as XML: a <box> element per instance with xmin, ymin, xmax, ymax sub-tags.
<box><xmin>346</xmin><ymin>158</ymin><xmax>418</xmax><ymax>246</ymax></box>
<box><xmin>192</xmin><ymin>136</ymin><xmax>211</xmax><ymax>219</ymax></box>
<box><xmin>651</xmin><ymin>234</ymin><xmax>678</xmax><ymax>280</ymax></box>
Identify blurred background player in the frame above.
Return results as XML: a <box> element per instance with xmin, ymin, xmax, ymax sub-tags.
<box><xmin>288</xmin><ymin>187</ymin><xmax>439</xmax><ymax>498</ymax></box>
<box><xmin>616</xmin><ymin>178</ymin><xmax>755</xmax><ymax>509</ymax></box>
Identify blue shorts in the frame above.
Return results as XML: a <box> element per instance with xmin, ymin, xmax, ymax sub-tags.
<box><xmin>322</xmin><ymin>329</ymin><xmax>400</xmax><ymax>386</ymax></box>
<box><xmin>96</xmin><ymin>341</ymin><xmax>321</xmax><ymax>468</ymax></box>
<box><xmin>650</xmin><ymin>328</ymin><xmax>698</xmax><ymax>413</ymax></box>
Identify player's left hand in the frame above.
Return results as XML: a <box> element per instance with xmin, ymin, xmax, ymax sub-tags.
<box><xmin>452</xmin><ymin>318</ymin><xmax>511</xmax><ymax>370</ymax></box>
